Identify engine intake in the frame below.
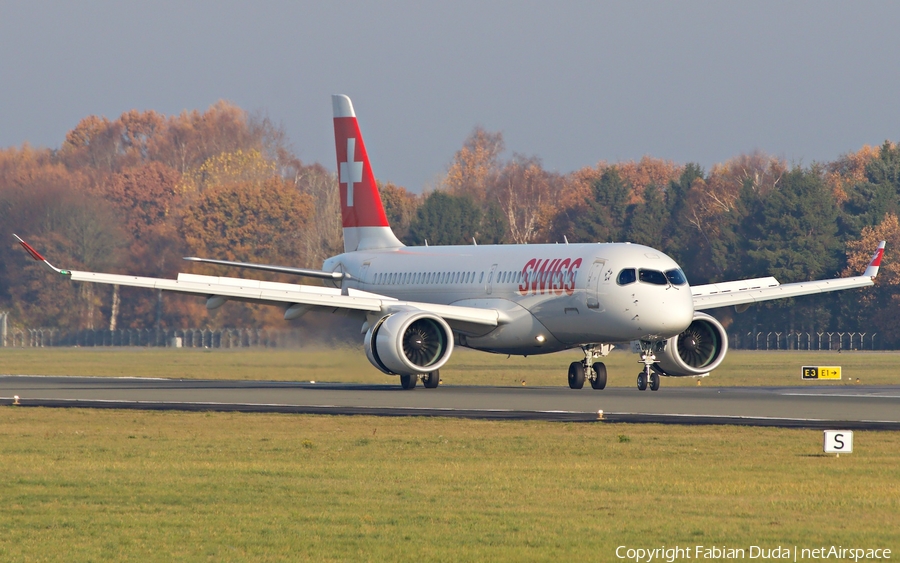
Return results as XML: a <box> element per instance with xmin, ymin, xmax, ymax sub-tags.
<box><xmin>655</xmin><ymin>312</ymin><xmax>728</xmax><ymax>376</ymax></box>
<box><xmin>364</xmin><ymin>311</ymin><xmax>454</xmax><ymax>376</ymax></box>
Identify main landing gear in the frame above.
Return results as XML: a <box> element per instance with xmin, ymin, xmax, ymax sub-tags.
<box><xmin>400</xmin><ymin>370</ymin><xmax>440</xmax><ymax>390</ymax></box>
<box><xmin>568</xmin><ymin>345</ymin><xmax>611</xmax><ymax>390</ymax></box>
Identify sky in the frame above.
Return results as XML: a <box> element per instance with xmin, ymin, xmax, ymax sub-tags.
<box><xmin>1</xmin><ymin>1</ymin><xmax>898</xmax><ymax>192</ymax></box>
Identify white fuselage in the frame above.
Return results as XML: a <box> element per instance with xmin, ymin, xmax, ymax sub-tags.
<box><xmin>323</xmin><ymin>242</ymin><xmax>695</xmax><ymax>355</ymax></box>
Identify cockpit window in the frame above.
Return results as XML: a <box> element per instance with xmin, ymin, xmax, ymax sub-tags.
<box><xmin>638</xmin><ymin>269</ymin><xmax>667</xmax><ymax>285</ymax></box>
<box><xmin>665</xmin><ymin>268</ymin><xmax>687</xmax><ymax>286</ymax></box>
<box><xmin>617</xmin><ymin>268</ymin><xmax>636</xmax><ymax>285</ymax></box>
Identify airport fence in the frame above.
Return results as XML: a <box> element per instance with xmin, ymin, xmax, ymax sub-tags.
<box><xmin>729</xmin><ymin>331</ymin><xmax>879</xmax><ymax>351</ymax></box>
<box><xmin>1</xmin><ymin>327</ymin><xmax>309</xmax><ymax>349</ymax></box>
<box><xmin>0</xmin><ymin>320</ymin><xmax>885</xmax><ymax>351</ymax></box>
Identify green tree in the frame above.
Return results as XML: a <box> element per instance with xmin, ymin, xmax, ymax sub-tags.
<box><xmin>408</xmin><ymin>192</ymin><xmax>485</xmax><ymax>246</ymax></box>
<box><xmin>625</xmin><ymin>184</ymin><xmax>669</xmax><ymax>249</ymax></box>
<box><xmin>733</xmin><ymin>167</ymin><xmax>842</xmax><ymax>333</ymax></box>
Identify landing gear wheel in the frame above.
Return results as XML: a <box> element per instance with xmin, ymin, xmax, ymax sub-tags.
<box><xmin>568</xmin><ymin>362</ymin><xmax>585</xmax><ymax>389</ymax></box>
<box><xmin>637</xmin><ymin>371</ymin><xmax>648</xmax><ymax>391</ymax></box>
<box><xmin>649</xmin><ymin>371</ymin><xmax>660</xmax><ymax>391</ymax></box>
<box><xmin>400</xmin><ymin>374</ymin><xmax>418</xmax><ymax>390</ymax></box>
<box><xmin>590</xmin><ymin>362</ymin><xmax>607</xmax><ymax>390</ymax></box>
<box><xmin>423</xmin><ymin>370</ymin><xmax>440</xmax><ymax>389</ymax></box>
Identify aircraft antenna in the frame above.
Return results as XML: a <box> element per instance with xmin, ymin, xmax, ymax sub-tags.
<box><xmin>473</xmin><ymin>237</ymin><xmax>477</xmax><ymax>246</ymax></box>
<box><xmin>564</xmin><ymin>236</ymin><xmax>569</xmax><ymax>245</ymax></box>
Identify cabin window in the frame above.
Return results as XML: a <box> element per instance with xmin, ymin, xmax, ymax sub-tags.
<box><xmin>479</xmin><ymin>272</ymin><xmax>484</xmax><ymax>283</ymax></box>
<box><xmin>638</xmin><ymin>269</ymin><xmax>668</xmax><ymax>285</ymax></box>
<box><xmin>617</xmin><ymin>268</ymin><xmax>636</xmax><ymax>285</ymax></box>
<box><xmin>665</xmin><ymin>268</ymin><xmax>687</xmax><ymax>286</ymax></box>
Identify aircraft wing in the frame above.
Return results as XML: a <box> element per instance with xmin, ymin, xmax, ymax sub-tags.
<box><xmin>692</xmin><ymin>241</ymin><xmax>885</xmax><ymax>311</ymax></box>
<box><xmin>14</xmin><ymin>235</ymin><xmax>505</xmax><ymax>329</ymax></box>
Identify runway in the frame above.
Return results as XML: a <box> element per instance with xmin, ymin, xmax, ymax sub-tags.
<box><xmin>2</xmin><ymin>375</ymin><xmax>900</xmax><ymax>429</ymax></box>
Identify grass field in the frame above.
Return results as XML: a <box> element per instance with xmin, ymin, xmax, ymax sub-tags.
<box><xmin>1</xmin><ymin>346</ymin><xmax>899</xmax><ymax>387</ymax></box>
<box><xmin>1</xmin><ymin>409</ymin><xmax>898</xmax><ymax>562</ymax></box>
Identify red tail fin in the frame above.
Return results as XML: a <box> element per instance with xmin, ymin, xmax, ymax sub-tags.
<box><xmin>332</xmin><ymin>95</ymin><xmax>403</xmax><ymax>252</ymax></box>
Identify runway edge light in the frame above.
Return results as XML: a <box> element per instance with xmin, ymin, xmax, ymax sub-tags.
<box><xmin>824</xmin><ymin>430</ymin><xmax>853</xmax><ymax>456</ymax></box>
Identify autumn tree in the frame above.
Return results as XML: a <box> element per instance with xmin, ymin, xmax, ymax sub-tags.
<box><xmin>283</xmin><ymin>162</ymin><xmax>342</xmax><ymax>267</ymax></box>
<box><xmin>840</xmin><ymin>142</ymin><xmax>900</xmax><ymax>237</ymax></box>
<box><xmin>554</xmin><ymin>167</ymin><xmax>632</xmax><ymax>243</ymax></box>
<box><xmin>840</xmin><ymin>213</ymin><xmax>900</xmax><ymax>346</ymax></box>
<box><xmin>488</xmin><ymin>155</ymin><xmax>558</xmax><ymax>244</ymax></box>
<box><xmin>615</xmin><ymin>157</ymin><xmax>682</xmax><ymax>204</ymax></box>
<box><xmin>180</xmin><ymin>178</ymin><xmax>313</xmax><ymax>326</ymax></box>
<box><xmin>443</xmin><ymin>127</ymin><xmax>504</xmax><ymax>201</ymax></box>
<box><xmin>100</xmin><ymin>161</ymin><xmax>187</xmax><ymax>329</ymax></box>
<box><xmin>186</xmin><ymin>148</ymin><xmax>276</xmax><ymax>193</ymax></box>
<box><xmin>378</xmin><ymin>181</ymin><xmax>420</xmax><ymax>243</ymax></box>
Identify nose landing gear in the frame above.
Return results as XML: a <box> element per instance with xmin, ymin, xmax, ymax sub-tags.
<box><xmin>636</xmin><ymin>340</ymin><xmax>662</xmax><ymax>391</ymax></box>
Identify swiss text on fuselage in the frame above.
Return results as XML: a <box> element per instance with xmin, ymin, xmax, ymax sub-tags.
<box><xmin>517</xmin><ymin>258</ymin><xmax>583</xmax><ymax>296</ymax></box>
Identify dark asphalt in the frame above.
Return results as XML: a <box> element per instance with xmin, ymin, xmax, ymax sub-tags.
<box><xmin>2</xmin><ymin>376</ymin><xmax>900</xmax><ymax>429</ymax></box>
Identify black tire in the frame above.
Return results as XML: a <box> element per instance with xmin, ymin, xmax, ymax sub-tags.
<box><xmin>637</xmin><ymin>371</ymin><xmax>648</xmax><ymax>391</ymax></box>
<box><xmin>590</xmin><ymin>362</ymin><xmax>607</xmax><ymax>390</ymax></box>
<box><xmin>649</xmin><ymin>371</ymin><xmax>660</xmax><ymax>391</ymax></box>
<box><xmin>423</xmin><ymin>370</ymin><xmax>440</xmax><ymax>388</ymax></box>
<box><xmin>568</xmin><ymin>362</ymin><xmax>585</xmax><ymax>389</ymax></box>
<box><xmin>400</xmin><ymin>374</ymin><xmax>417</xmax><ymax>389</ymax></box>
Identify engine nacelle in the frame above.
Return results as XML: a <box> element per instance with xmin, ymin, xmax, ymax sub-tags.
<box><xmin>655</xmin><ymin>312</ymin><xmax>728</xmax><ymax>377</ymax></box>
<box><xmin>364</xmin><ymin>311</ymin><xmax>454</xmax><ymax>376</ymax></box>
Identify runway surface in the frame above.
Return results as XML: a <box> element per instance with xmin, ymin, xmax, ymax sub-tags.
<box><xmin>2</xmin><ymin>375</ymin><xmax>900</xmax><ymax>429</ymax></box>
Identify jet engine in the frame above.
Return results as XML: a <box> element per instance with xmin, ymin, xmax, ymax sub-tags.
<box><xmin>654</xmin><ymin>312</ymin><xmax>728</xmax><ymax>376</ymax></box>
<box><xmin>364</xmin><ymin>311</ymin><xmax>454</xmax><ymax>376</ymax></box>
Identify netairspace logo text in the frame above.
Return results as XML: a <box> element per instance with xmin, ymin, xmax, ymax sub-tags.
<box><xmin>616</xmin><ymin>545</ymin><xmax>892</xmax><ymax>562</ymax></box>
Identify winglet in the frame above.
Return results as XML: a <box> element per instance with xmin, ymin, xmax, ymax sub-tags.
<box><xmin>13</xmin><ymin>234</ymin><xmax>69</xmax><ymax>275</ymax></box>
<box><xmin>864</xmin><ymin>240</ymin><xmax>886</xmax><ymax>278</ymax></box>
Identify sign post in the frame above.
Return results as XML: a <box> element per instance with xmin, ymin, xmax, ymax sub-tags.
<box><xmin>802</xmin><ymin>366</ymin><xmax>841</xmax><ymax>380</ymax></box>
<box><xmin>823</xmin><ymin>430</ymin><xmax>853</xmax><ymax>456</ymax></box>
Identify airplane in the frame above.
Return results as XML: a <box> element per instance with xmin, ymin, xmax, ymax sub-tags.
<box><xmin>14</xmin><ymin>95</ymin><xmax>886</xmax><ymax>391</ymax></box>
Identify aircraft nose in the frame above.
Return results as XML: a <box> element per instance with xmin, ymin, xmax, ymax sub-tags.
<box><xmin>650</xmin><ymin>291</ymin><xmax>694</xmax><ymax>337</ymax></box>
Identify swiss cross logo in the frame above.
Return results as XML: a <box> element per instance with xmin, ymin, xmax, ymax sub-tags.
<box><xmin>340</xmin><ymin>138</ymin><xmax>364</xmax><ymax>207</ymax></box>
